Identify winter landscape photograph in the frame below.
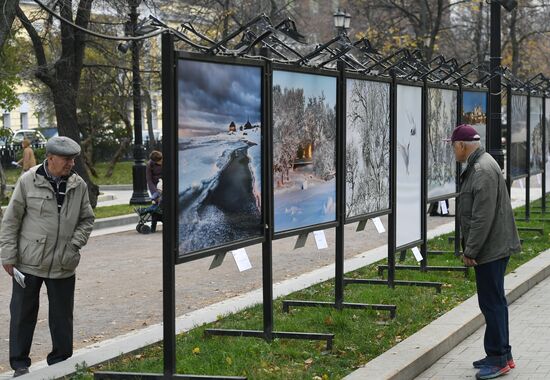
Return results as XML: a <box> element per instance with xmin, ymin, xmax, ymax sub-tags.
<box><xmin>177</xmin><ymin>60</ymin><xmax>263</xmax><ymax>255</ymax></box>
<box><xmin>511</xmin><ymin>94</ymin><xmax>528</xmax><ymax>179</ymax></box>
<box><xmin>529</xmin><ymin>96</ymin><xmax>543</xmax><ymax>174</ymax></box>
<box><xmin>396</xmin><ymin>84</ymin><xmax>422</xmax><ymax>248</ymax></box>
<box><xmin>272</xmin><ymin>70</ymin><xmax>337</xmax><ymax>233</ymax></box>
<box><xmin>462</xmin><ymin>91</ymin><xmax>487</xmax><ymax>149</ymax></box>
<box><xmin>427</xmin><ymin>87</ymin><xmax>457</xmax><ymax>200</ymax></box>
<box><xmin>345</xmin><ymin>79</ymin><xmax>390</xmax><ymax>219</ymax></box>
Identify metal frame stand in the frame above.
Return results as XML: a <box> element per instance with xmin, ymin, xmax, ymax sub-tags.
<box><xmin>344</xmin><ymin>73</ymin><xmax>443</xmax><ymax>294</ymax></box>
<box><xmin>94</xmin><ymin>32</ymin><xmax>245</xmax><ymax>380</ymax></box>
<box><xmin>282</xmin><ymin>62</ymin><xmax>396</xmax><ymax>318</ymax></box>
<box><xmin>204</xmin><ymin>55</ymin><xmax>334</xmax><ymax>351</ymax></box>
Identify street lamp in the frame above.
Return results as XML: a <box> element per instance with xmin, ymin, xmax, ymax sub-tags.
<box><xmin>487</xmin><ymin>0</ymin><xmax>517</xmax><ymax>169</ymax></box>
<box><xmin>333</xmin><ymin>8</ymin><xmax>351</xmax><ymax>36</ymax></box>
<box><xmin>127</xmin><ymin>0</ymin><xmax>150</xmax><ymax>205</ymax></box>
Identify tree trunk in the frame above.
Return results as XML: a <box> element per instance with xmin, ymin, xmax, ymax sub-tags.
<box><xmin>51</xmin><ymin>86</ymin><xmax>99</xmax><ymax>207</ymax></box>
<box><xmin>105</xmin><ymin>113</ymin><xmax>133</xmax><ymax>178</ymax></box>
<box><xmin>0</xmin><ymin>0</ymin><xmax>18</xmax><ymax>49</ymax></box>
<box><xmin>143</xmin><ymin>88</ymin><xmax>155</xmax><ymax>145</ymax></box>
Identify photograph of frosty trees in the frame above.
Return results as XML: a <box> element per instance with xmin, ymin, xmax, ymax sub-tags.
<box><xmin>396</xmin><ymin>85</ymin><xmax>422</xmax><ymax>248</ymax></box>
<box><xmin>511</xmin><ymin>94</ymin><xmax>528</xmax><ymax>179</ymax></box>
<box><xmin>345</xmin><ymin>79</ymin><xmax>390</xmax><ymax>219</ymax></box>
<box><xmin>272</xmin><ymin>70</ymin><xmax>337</xmax><ymax>233</ymax></box>
<box><xmin>177</xmin><ymin>60</ymin><xmax>263</xmax><ymax>255</ymax></box>
<box><xmin>427</xmin><ymin>88</ymin><xmax>457</xmax><ymax>200</ymax></box>
<box><xmin>529</xmin><ymin>97</ymin><xmax>543</xmax><ymax>175</ymax></box>
<box><xmin>462</xmin><ymin>91</ymin><xmax>487</xmax><ymax>149</ymax></box>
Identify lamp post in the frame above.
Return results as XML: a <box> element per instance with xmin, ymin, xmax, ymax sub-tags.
<box><xmin>333</xmin><ymin>8</ymin><xmax>351</xmax><ymax>36</ymax></box>
<box><xmin>488</xmin><ymin>0</ymin><xmax>517</xmax><ymax>169</ymax></box>
<box><xmin>128</xmin><ymin>0</ymin><xmax>150</xmax><ymax>204</ymax></box>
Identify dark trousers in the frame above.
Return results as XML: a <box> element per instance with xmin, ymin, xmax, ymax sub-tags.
<box><xmin>9</xmin><ymin>273</ymin><xmax>75</xmax><ymax>370</ymax></box>
<box><xmin>474</xmin><ymin>256</ymin><xmax>511</xmax><ymax>367</ymax></box>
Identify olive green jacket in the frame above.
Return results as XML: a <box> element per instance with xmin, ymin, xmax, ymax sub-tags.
<box><xmin>0</xmin><ymin>165</ymin><xmax>95</xmax><ymax>278</ymax></box>
<box><xmin>458</xmin><ymin>148</ymin><xmax>521</xmax><ymax>264</ymax></box>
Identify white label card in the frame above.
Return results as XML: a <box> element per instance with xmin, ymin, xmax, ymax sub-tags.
<box><xmin>231</xmin><ymin>248</ymin><xmax>252</xmax><ymax>272</ymax></box>
<box><xmin>439</xmin><ymin>201</ymin><xmax>449</xmax><ymax>215</ymax></box>
<box><xmin>372</xmin><ymin>217</ymin><xmax>386</xmax><ymax>233</ymax></box>
<box><xmin>313</xmin><ymin>230</ymin><xmax>328</xmax><ymax>250</ymax></box>
<box><xmin>411</xmin><ymin>247</ymin><xmax>423</xmax><ymax>262</ymax></box>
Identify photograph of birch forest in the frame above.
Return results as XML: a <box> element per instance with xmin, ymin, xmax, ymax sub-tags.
<box><xmin>427</xmin><ymin>88</ymin><xmax>457</xmax><ymax>200</ymax></box>
<box><xmin>345</xmin><ymin>79</ymin><xmax>390</xmax><ymax>219</ymax></box>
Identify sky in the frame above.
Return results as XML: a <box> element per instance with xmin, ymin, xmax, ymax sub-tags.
<box><xmin>178</xmin><ymin>60</ymin><xmax>262</xmax><ymax>135</ymax></box>
<box><xmin>462</xmin><ymin>91</ymin><xmax>487</xmax><ymax>113</ymax></box>
<box><xmin>273</xmin><ymin>70</ymin><xmax>337</xmax><ymax>108</ymax></box>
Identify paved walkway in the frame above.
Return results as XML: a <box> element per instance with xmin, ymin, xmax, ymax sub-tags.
<box><xmin>416</xmin><ymin>274</ymin><xmax>550</xmax><ymax>380</ymax></box>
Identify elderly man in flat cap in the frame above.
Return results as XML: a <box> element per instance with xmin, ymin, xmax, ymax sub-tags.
<box><xmin>0</xmin><ymin>136</ymin><xmax>95</xmax><ymax>377</ymax></box>
<box><xmin>450</xmin><ymin>124</ymin><xmax>521</xmax><ymax>380</ymax></box>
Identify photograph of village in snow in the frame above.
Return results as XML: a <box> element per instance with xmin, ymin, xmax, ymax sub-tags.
<box><xmin>396</xmin><ymin>85</ymin><xmax>422</xmax><ymax>248</ymax></box>
<box><xmin>529</xmin><ymin>97</ymin><xmax>543</xmax><ymax>175</ymax></box>
<box><xmin>272</xmin><ymin>70</ymin><xmax>337</xmax><ymax>233</ymax></box>
<box><xmin>345</xmin><ymin>79</ymin><xmax>390</xmax><ymax>218</ymax></box>
<box><xmin>427</xmin><ymin>88</ymin><xmax>457</xmax><ymax>200</ymax></box>
<box><xmin>462</xmin><ymin>91</ymin><xmax>487</xmax><ymax>149</ymax></box>
<box><xmin>177</xmin><ymin>60</ymin><xmax>263</xmax><ymax>255</ymax></box>
<box><xmin>511</xmin><ymin>94</ymin><xmax>528</xmax><ymax>178</ymax></box>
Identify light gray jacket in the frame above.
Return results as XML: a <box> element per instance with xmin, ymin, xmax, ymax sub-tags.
<box><xmin>458</xmin><ymin>148</ymin><xmax>521</xmax><ymax>264</ymax></box>
<box><xmin>0</xmin><ymin>165</ymin><xmax>95</xmax><ymax>278</ymax></box>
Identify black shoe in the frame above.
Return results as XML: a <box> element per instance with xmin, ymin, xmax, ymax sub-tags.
<box><xmin>13</xmin><ymin>368</ymin><xmax>29</xmax><ymax>377</ymax></box>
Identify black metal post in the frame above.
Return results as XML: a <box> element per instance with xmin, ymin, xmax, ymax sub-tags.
<box><xmin>526</xmin><ymin>95</ymin><xmax>531</xmax><ymax>221</ymax></box>
<box><xmin>335</xmin><ymin>60</ymin><xmax>345</xmax><ymax>309</ymax></box>
<box><xmin>388</xmin><ymin>71</ymin><xmax>397</xmax><ymax>289</ymax></box>
<box><xmin>506</xmin><ymin>85</ymin><xmax>513</xmax><ymax>194</ymax></box>
<box><xmin>488</xmin><ymin>1</ymin><xmax>505</xmax><ymax>170</ymax></box>
<box><xmin>129</xmin><ymin>0</ymin><xmax>150</xmax><ymax>205</ymax></box>
<box><xmin>543</xmin><ymin>97</ymin><xmax>547</xmax><ymax>211</ymax></box>
<box><xmin>420</xmin><ymin>79</ymin><xmax>428</xmax><ymax>272</ymax></box>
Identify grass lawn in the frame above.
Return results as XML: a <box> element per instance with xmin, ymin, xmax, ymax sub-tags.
<box><xmin>93</xmin><ymin>204</ymin><xmax>139</xmax><ymax>219</ymax></box>
<box><xmin>3</xmin><ymin>161</ymin><xmax>133</xmax><ymax>186</ymax></box>
<box><xmin>75</xmin><ymin>199</ymin><xmax>550</xmax><ymax>379</ymax></box>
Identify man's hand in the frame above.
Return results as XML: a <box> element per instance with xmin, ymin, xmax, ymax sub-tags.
<box><xmin>3</xmin><ymin>264</ymin><xmax>14</xmax><ymax>276</ymax></box>
<box><xmin>462</xmin><ymin>255</ymin><xmax>478</xmax><ymax>267</ymax></box>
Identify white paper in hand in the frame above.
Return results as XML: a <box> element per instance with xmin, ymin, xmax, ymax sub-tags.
<box><xmin>412</xmin><ymin>247</ymin><xmax>423</xmax><ymax>262</ymax></box>
<box><xmin>439</xmin><ymin>200</ymin><xmax>449</xmax><ymax>215</ymax></box>
<box><xmin>372</xmin><ymin>217</ymin><xmax>386</xmax><ymax>233</ymax></box>
<box><xmin>313</xmin><ymin>230</ymin><xmax>328</xmax><ymax>250</ymax></box>
<box><xmin>231</xmin><ymin>248</ymin><xmax>252</xmax><ymax>272</ymax></box>
<box><xmin>13</xmin><ymin>268</ymin><xmax>26</xmax><ymax>288</ymax></box>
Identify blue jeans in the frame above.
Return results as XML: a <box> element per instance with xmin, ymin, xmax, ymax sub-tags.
<box><xmin>474</xmin><ymin>256</ymin><xmax>511</xmax><ymax>367</ymax></box>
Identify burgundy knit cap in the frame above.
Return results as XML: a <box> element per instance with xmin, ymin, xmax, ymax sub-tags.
<box><xmin>445</xmin><ymin>124</ymin><xmax>481</xmax><ymax>143</ymax></box>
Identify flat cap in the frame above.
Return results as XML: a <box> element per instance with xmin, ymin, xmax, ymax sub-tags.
<box><xmin>46</xmin><ymin>136</ymin><xmax>81</xmax><ymax>157</ymax></box>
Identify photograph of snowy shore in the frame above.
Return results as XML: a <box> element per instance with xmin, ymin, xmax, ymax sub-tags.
<box><xmin>396</xmin><ymin>85</ymin><xmax>422</xmax><ymax>248</ymax></box>
<box><xmin>345</xmin><ymin>79</ymin><xmax>390</xmax><ymax>218</ymax></box>
<box><xmin>427</xmin><ymin>88</ymin><xmax>457</xmax><ymax>200</ymax></box>
<box><xmin>511</xmin><ymin>94</ymin><xmax>528</xmax><ymax>179</ymax></box>
<box><xmin>177</xmin><ymin>59</ymin><xmax>263</xmax><ymax>255</ymax></box>
<box><xmin>529</xmin><ymin>97</ymin><xmax>543</xmax><ymax>175</ymax></box>
<box><xmin>462</xmin><ymin>91</ymin><xmax>487</xmax><ymax>149</ymax></box>
<box><xmin>272</xmin><ymin>70</ymin><xmax>337</xmax><ymax>233</ymax></box>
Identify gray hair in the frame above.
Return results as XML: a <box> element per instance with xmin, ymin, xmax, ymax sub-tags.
<box><xmin>462</xmin><ymin>140</ymin><xmax>481</xmax><ymax>149</ymax></box>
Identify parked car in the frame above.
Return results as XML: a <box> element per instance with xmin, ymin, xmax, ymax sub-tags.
<box><xmin>11</xmin><ymin>129</ymin><xmax>47</xmax><ymax>145</ymax></box>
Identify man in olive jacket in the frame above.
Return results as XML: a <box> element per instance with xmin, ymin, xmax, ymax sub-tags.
<box><xmin>451</xmin><ymin>124</ymin><xmax>521</xmax><ymax>380</ymax></box>
<box><xmin>0</xmin><ymin>136</ymin><xmax>95</xmax><ymax>377</ymax></box>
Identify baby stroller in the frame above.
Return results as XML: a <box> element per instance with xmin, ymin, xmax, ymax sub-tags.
<box><xmin>135</xmin><ymin>202</ymin><xmax>162</xmax><ymax>234</ymax></box>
